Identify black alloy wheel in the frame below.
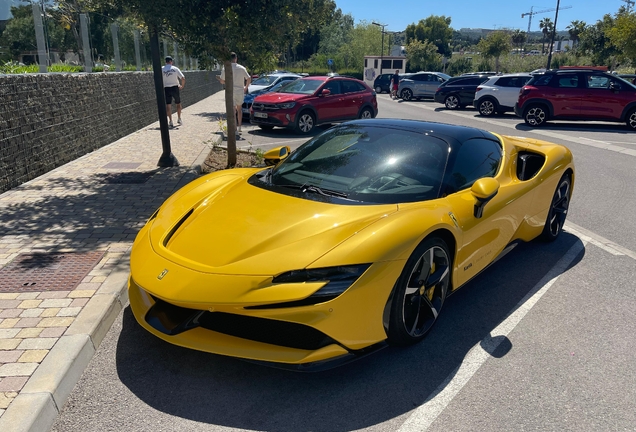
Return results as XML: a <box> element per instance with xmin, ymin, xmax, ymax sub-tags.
<box><xmin>540</xmin><ymin>174</ymin><xmax>571</xmax><ymax>241</ymax></box>
<box><xmin>524</xmin><ymin>104</ymin><xmax>548</xmax><ymax>127</ymax></box>
<box><xmin>401</xmin><ymin>89</ymin><xmax>413</xmax><ymax>101</ymax></box>
<box><xmin>627</xmin><ymin>108</ymin><xmax>636</xmax><ymax>131</ymax></box>
<box><xmin>387</xmin><ymin>237</ymin><xmax>451</xmax><ymax>345</ymax></box>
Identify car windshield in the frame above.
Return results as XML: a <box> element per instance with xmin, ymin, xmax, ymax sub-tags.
<box><xmin>268</xmin><ymin>125</ymin><xmax>449</xmax><ymax>204</ymax></box>
<box><xmin>252</xmin><ymin>75</ymin><xmax>280</xmax><ymax>86</ymax></box>
<box><xmin>279</xmin><ymin>79</ymin><xmax>323</xmax><ymax>95</ymax></box>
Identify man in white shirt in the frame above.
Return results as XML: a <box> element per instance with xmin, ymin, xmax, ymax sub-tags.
<box><xmin>162</xmin><ymin>56</ymin><xmax>185</xmax><ymax>128</ymax></box>
<box><xmin>216</xmin><ymin>52</ymin><xmax>251</xmax><ymax>133</ymax></box>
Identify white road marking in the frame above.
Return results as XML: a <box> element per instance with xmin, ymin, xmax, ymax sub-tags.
<box><xmin>397</xmin><ymin>239</ymin><xmax>586</xmax><ymax>431</ymax></box>
<box><xmin>397</xmin><ymin>223</ymin><xmax>636</xmax><ymax>431</ymax></box>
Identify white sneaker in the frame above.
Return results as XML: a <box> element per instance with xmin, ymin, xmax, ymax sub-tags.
<box><xmin>169</xmin><ymin>120</ymin><xmax>174</xmax><ymax>128</ymax></box>
<box><xmin>238</xmin><ymin>126</ymin><xmax>242</xmax><ymax>133</ymax></box>
<box><xmin>177</xmin><ymin>118</ymin><xmax>183</xmax><ymax>125</ymax></box>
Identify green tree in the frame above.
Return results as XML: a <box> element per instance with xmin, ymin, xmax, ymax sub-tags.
<box><xmin>477</xmin><ymin>31</ymin><xmax>511</xmax><ymax>72</ymax></box>
<box><xmin>539</xmin><ymin>17</ymin><xmax>553</xmax><ymax>54</ymax></box>
<box><xmin>511</xmin><ymin>29</ymin><xmax>526</xmax><ymax>49</ymax></box>
<box><xmin>405</xmin><ymin>39</ymin><xmax>440</xmax><ymax>71</ymax></box>
<box><xmin>579</xmin><ymin>13</ymin><xmax>620</xmax><ymax>67</ymax></box>
<box><xmin>405</xmin><ymin>15</ymin><xmax>453</xmax><ymax>57</ymax></box>
<box><xmin>607</xmin><ymin>10</ymin><xmax>636</xmax><ymax>66</ymax></box>
<box><xmin>0</xmin><ymin>5</ymin><xmax>67</xmax><ymax>61</ymax></box>
<box><xmin>566</xmin><ymin>20</ymin><xmax>586</xmax><ymax>47</ymax></box>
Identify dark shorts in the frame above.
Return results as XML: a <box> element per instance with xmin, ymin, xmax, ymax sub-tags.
<box><xmin>165</xmin><ymin>86</ymin><xmax>181</xmax><ymax>104</ymax></box>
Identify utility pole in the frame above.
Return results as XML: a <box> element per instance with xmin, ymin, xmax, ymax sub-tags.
<box><xmin>546</xmin><ymin>0</ymin><xmax>561</xmax><ymax>70</ymax></box>
<box><xmin>372</xmin><ymin>22</ymin><xmax>387</xmax><ymax>74</ymax></box>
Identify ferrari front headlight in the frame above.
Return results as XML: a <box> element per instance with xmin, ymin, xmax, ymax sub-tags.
<box><xmin>272</xmin><ymin>264</ymin><xmax>371</xmax><ymax>299</ymax></box>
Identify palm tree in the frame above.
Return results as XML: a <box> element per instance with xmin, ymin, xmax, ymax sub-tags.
<box><xmin>566</xmin><ymin>20</ymin><xmax>586</xmax><ymax>47</ymax></box>
<box><xmin>539</xmin><ymin>18</ymin><xmax>553</xmax><ymax>54</ymax></box>
<box><xmin>511</xmin><ymin>29</ymin><xmax>527</xmax><ymax>49</ymax></box>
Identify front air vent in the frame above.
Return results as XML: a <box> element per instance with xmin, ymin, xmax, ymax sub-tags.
<box><xmin>163</xmin><ymin>209</ymin><xmax>194</xmax><ymax>247</ymax></box>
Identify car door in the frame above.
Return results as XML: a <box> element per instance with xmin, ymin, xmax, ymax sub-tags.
<box><xmin>580</xmin><ymin>74</ymin><xmax>636</xmax><ymax>120</ymax></box>
<box><xmin>410</xmin><ymin>74</ymin><xmax>427</xmax><ymax>97</ymax></box>
<box><xmin>312</xmin><ymin>80</ymin><xmax>343</xmax><ymax>122</ymax></box>
<box><xmin>548</xmin><ymin>73</ymin><xmax>582</xmax><ymax>118</ymax></box>
<box><xmin>340</xmin><ymin>80</ymin><xmax>365</xmax><ymax>119</ymax></box>
<box><xmin>441</xmin><ymin>138</ymin><xmax>531</xmax><ymax>286</ymax></box>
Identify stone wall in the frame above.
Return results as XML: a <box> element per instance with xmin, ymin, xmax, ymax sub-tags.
<box><xmin>0</xmin><ymin>71</ymin><xmax>222</xmax><ymax>193</ymax></box>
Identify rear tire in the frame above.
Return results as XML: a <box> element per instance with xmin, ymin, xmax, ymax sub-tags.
<box><xmin>540</xmin><ymin>174</ymin><xmax>571</xmax><ymax>242</ymax></box>
<box><xmin>444</xmin><ymin>95</ymin><xmax>460</xmax><ymax>109</ymax></box>
<box><xmin>478</xmin><ymin>98</ymin><xmax>497</xmax><ymax>116</ymax></box>
<box><xmin>387</xmin><ymin>236</ymin><xmax>451</xmax><ymax>346</ymax></box>
<box><xmin>359</xmin><ymin>107</ymin><xmax>374</xmax><ymax>119</ymax></box>
<box><xmin>375</xmin><ymin>86</ymin><xmax>382</xmax><ymax>93</ymax></box>
<box><xmin>627</xmin><ymin>108</ymin><xmax>636</xmax><ymax>131</ymax></box>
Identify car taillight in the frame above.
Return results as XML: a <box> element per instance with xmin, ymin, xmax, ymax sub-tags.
<box><xmin>520</xmin><ymin>88</ymin><xmax>530</xmax><ymax>96</ymax></box>
<box><xmin>475</xmin><ymin>87</ymin><xmax>483</xmax><ymax>92</ymax></box>
<box><xmin>436</xmin><ymin>87</ymin><xmax>441</xmax><ymax>92</ymax></box>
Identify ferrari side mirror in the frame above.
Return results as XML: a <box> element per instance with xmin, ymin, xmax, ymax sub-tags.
<box><xmin>471</xmin><ymin>177</ymin><xmax>500</xmax><ymax>218</ymax></box>
<box><xmin>263</xmin><ymin>146</ymin><xmax>291</xmax><ymax>166</ymax></box>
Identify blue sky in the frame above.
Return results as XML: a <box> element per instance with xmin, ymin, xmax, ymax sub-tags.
<box><xmin>335</xmin><ymin>0</ymin><xmax>629</xmax><ymax>32</ymax></box>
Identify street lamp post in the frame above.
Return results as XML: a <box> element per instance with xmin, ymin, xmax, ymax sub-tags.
<box><xmin>372</xmin><ymin>22</ymin><xmax>387</xmax><ymax>74</ymax></box>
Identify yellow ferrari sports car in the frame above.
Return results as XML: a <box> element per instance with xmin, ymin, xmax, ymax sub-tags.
<box><xmin>129</xmin><ymin>119</ymin><xmax>574</xmax><ymax>369</ymax></box>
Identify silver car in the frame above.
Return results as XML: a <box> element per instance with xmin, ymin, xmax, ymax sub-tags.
<box><xmin>398</xmin><ymin>72</ymin><xmax>451</xmax><ymax>100</ymax></box>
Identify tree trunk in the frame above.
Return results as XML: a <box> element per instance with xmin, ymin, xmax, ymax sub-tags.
<box><xmin>224</xmin><ymin>60</ymin><xmax>237</xmax><ymax>167</ymax></box>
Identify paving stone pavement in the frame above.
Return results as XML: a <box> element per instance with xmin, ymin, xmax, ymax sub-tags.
<box><xmin>0</xmin><ymin>90</ymin><xmax>239</xmax><ymax>431</ymax></box>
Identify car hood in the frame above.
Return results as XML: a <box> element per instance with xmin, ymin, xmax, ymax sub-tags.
<box><xmin>253</xmin><ymin>92</ymin><xmax>309</xmax><ymax>104</ymax></box>
<box><xmin>148</xmin><ymin>171</ymin><xmax>397</xmax><ymax>275</ymax></box>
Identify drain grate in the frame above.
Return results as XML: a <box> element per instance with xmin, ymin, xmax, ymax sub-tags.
<box><xmin>102</xmin><ymin>162</ymin><xmax>142</xmax><ymax>169</ymax></box>
<box><xmin>0</xmin><ymin>251</ymin><xmax>106</xmax><ymax>293</ymax></box>
<box><xmin>101</xmin><ymin>171</ymin><xmax>155</xmax><ymax>184</ymax></box>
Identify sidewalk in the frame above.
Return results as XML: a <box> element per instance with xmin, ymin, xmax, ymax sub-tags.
<box><xmin>0</xmin><ymin>90</ymin><xmax>230</xmax><ymax>432</ymax></box>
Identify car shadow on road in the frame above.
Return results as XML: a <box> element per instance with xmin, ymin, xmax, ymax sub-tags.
<box><xmin>113</xmin><ymin>233</ymin><xmax>583</xmax><ymax>431</ymax></box>
<box><xmin>514</xmin><ymin>122</ymin><xmax>632</xmax><ymax>134</ymax></box>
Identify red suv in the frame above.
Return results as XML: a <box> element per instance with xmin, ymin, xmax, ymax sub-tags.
<box><xmin>250</xmin><ymin>76</ymin><xmax>378</xmax><ymax>134</ymax></box>
<box><xmin>515</xmin><ymin>69</ymin><xmax>636</xmax><ymax>130</ymax></box>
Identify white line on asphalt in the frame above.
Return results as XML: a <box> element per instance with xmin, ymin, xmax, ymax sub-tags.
<box><xmin>565</xmin><ymin>221</ymin><xmax>636</xmax><ymax>260</ymax></box>
<box><xmin>397</xmin><ymin>239</ymin><xmax>586</xmax><ymax>432</ymax></box>
<box><xmin>576</xmin><ymin>136</ymin><xmax>635</xmax><ymax>146</ymax></box>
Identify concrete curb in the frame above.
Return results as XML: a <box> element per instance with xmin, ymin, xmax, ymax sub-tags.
<box><xmin>0</xmin><ymin>170</ymin><xmax>203</xmax><ymax>432</ymax></box>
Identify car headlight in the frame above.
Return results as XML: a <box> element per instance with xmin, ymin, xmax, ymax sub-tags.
<box><xmin>272</xmin><ymin>264</ymin><xmax>371</xmax><ymax>299</ymax></box>
<box><xmin>277</xmin><ymin>102</ymin><xmax>296</xmax><ymax>109</ymax></box>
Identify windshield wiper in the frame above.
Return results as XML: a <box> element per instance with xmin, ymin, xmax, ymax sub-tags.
<box><xmin>278</xmin><ymin>183</ymin><xmax>348</xmax><ymax>198</ymax></box>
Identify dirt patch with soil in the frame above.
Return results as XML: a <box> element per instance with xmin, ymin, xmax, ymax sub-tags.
<box><xmin>201</xmin><ymin>147</ymin><xmax>262</xmax><ymax>173</ymax></box>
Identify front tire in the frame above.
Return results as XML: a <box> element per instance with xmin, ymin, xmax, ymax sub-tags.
<box><xmin>375</xmin><ymin>86</ymin><xmax>382</xmax><ymax>93</ymax></box>
<box><xmin>444</xmin><ymin>95</ymin><xmax>460</xmax><ymax>110</ymax></box>
<box><xmin>540</xmin><ymin>174</ymin><xmax>571</xmax><ymax>241</ymax></box>
<box><xmin>478</xmin><ymin>99</ymin><xmax>497</xmax><ymax>116</ymax></box>
<box><xmin>295</xmin><ymin>111</ymin><xmax>315</xmax><ymax>134</ymax></box>
<box><xmin>387</xmin><ymin>237</ymin><xmax>451</xmax><ymax>346</ymax></box>
<box><xmin>401</xmin><ymin>89</ymin><xmax>413</xmax><ymax>101</ymax></box>
<box><xmin>524</xmin><ymin>104</ymin><xmax>548</xmax><ymax>127</ymax></box>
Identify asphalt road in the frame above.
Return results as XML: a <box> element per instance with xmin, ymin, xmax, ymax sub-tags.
<box><xmin>52</xmin><ymin>94</ymin><xmax>636</xmax><ymax>432</ymax></box>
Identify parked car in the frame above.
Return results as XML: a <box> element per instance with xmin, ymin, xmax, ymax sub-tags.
<box><xmin>434</xmin><ymin>75</ymin><xmax>491</xmax><ymax>109</ymax></box>
<box><xmin>129</xmin><ymin>119</ymin><xmax>575</xmax><ymax>368</ymax></box>
<box><xmin>250</xmin><ymin>75</ymin><xmax>378</xmax><ymax>134</ymax></box>
<box><xmin>248</xmin><ymin>73</ymin><xmax>301</xmax><ymax>93</ymax></box>
<box><xmin>373</xmin><ymin>73</ymin><xmax>393</xmax><ymax>93</ymax></box>
<box><xmin>398</xmin><ymin>72</ymin><xmax>451</xmax><ymax>101</ymax></box>
<box><xmin>242</xmin><ymin>78</ymin><xmax>300</xmax><ymax>121</ymax></box>
<box><xmin>515</xmin><ymin>68</ymin><xmax>636</xmax><ymax>130</ymax></box>
<box><xmin>473</xmin><ymin>73</ymin><xmax>533</xmax><ymax>116</ymax></box>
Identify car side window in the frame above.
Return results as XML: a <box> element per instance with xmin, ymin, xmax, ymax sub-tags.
<box><xmin>586</xmin><ymin>75</ymin><xmax>610</xmax><ymax>89</ymax></box>
<box><xmin>556</xmin><ymin>74</ymin><xmax>579</xmax><ymax>88</ymax></box>
<box><xmin>508</xmin><ymin>77</ymin><xmax>530</xmax><ymax>87</ymax></box>
<box><xmin>413</xmin><ymin>74</ymin><xmax>426</xmax><ymax>82</ymax></box>
<box><xmin>532</xmin><ymin>75</ymin><xmax>553</xmax><ymax>86</ymax></box>
<box><xmin>342</xmin><ymin>80</ymin><xmax>364</xmax><ymax>93</ymax></box>
<box><xmin>322</xmin><ymin>81</ymin><xmax>341</xmax><ymax>95</ymax></box>
<box><xmin>445</xmin><ymin>138</ymin><xmax>503</xmax><ymax>193</ymax></box>
<box><xmin>495</xmin><ymin>77</ymin><xmax>510</xmax><ymax>87</ymax></box>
